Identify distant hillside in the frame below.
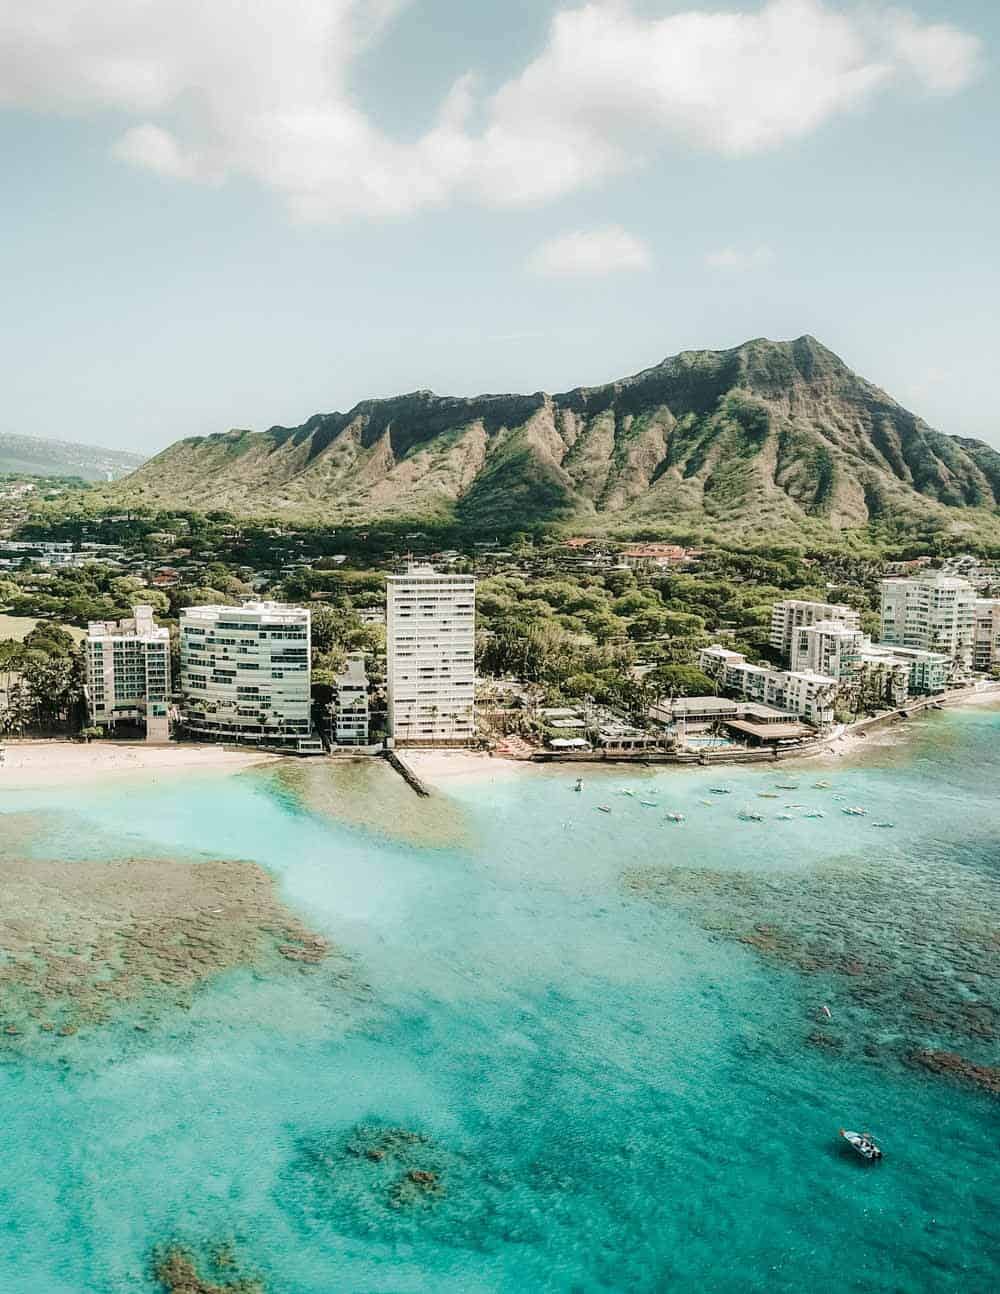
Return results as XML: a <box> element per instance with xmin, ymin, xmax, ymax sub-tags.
<box><xmin>0</xmin><ymin>432</ymin><xmax>144</xmax><ymax>482</ymax></box>
<box><xmin>110</xmin><ymin>337</ymin><xmax>1000</xmax><ymax>540</ymax></box>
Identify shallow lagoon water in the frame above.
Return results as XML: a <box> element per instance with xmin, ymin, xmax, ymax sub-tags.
<box><xmin>1</xmin><ymin>711</ymin><xmax>997</xmax><ymax>1292</ymax></box>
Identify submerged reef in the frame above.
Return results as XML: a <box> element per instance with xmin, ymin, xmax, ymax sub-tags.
<box><xmin>624</xmin><ymin>853</ymin><xmax>999</xmax><ymax>1094</ymax></box>
<box><xmin>906</xmin><ymin>1049</ymin><xmax>1000</xmax><ymax>1095</ymax></box>
<box><xmin>280</xmin><ymin>1120</ymin><xmax>539</xmax><ymax>1250</ymax></box>
<box><xmin>154</xmin><ymin>1246</ymin><xmax>263</xmax><ymax>1293</ymax></box>
<box><xmin>0</xmin><ymin>856</ymin><xmax>339</xmax><ymax>1045</ymax></box>
<box><xmin>264</xmin><ymin>759</ymin><xmax>471</xmax><ymax>848</ymax></box>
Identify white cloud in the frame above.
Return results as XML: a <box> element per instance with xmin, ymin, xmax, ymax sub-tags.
<box><xmin>113</xmin><ymin>124</ymin><xmax>201</xmax><ymax>180</ymax></box>
<box><xmin>705</xmin><ymin>245</ymin><xmax>775</xmax><ymax>271</ymax></box>
<box><xmin>528</xmin><ymin>227</ymin><xmax>652</xmax><ymax>277</ymax></box>
<box><xmin>885</xmin><ymin>10</ymin><xmax>983</xmax><ymax>95</ymax></box>
<box><xmin>0</xmin><ymin>1</ymin><xmax>983</xmax><ymax>222</ymax></box>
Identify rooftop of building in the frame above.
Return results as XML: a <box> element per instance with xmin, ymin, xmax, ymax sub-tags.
<box><xmin>388</xmin><ymin>563</ymin><xmax>476</xmax><ymax>582</ymax></box>
<box><xmin>87</xmin><ymin>605</ymin><xmax>169</xmax><ymax>641</ymax></box>
<box><xmin>724</xmin><ymin>718</ymin><xmax>813</xmax><ymax>742</ymax></box>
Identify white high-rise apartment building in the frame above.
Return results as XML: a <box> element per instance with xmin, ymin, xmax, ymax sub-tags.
<box><xmin>769</xmin><ymin>599</ymin><xmax>860</xmax><ymax>662</ymax></box>
<box><xmin>880</xmin><ymin>573</ymin><xmax>975</xmax><ymax>666</ymax></box>
<box><xmin>179</xmin><ymin>602</ymin><xmax>317</xmax><ymax>750</ymax></box>
<box><xmin>973</xmin><ymin>599</ymin><xmax>1000</xmax><ymax>672</ymax></box>
<box><xmin>790</xmin><ymin>619</ymin><xmax>865</xmax><ymax>678</ymax></box>
<box><xmin>85</xmin><ymin>605</ymin><xmax>171</xmax><ymax>742</ymax></box>
<box><xmin>386</xmin><ymin>564</ymin><xmax>476</xmax><ymax>745</ymax></box>
<box><xmin>333</xmin><ymin>652</ymin><xmax>370</xmax><ymax>746</ymax></box>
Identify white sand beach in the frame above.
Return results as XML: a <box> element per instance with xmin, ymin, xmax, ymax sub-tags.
<box><xmin>402</xmin><ymin>749</ymin><xmax>525</xmax><ymax>785</ymax></box>
<box><xmin>0</xmin><ymin>741</ymin><xmax>279</xmax><ymax>790</ymax></box>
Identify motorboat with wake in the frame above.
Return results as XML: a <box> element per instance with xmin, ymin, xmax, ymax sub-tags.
<box><xmin>839</xmin><ymin>1129</ymin><xmax>883</xmax><ymax>1161</ymax></box>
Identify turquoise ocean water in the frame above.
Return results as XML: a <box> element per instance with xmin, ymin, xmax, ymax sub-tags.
<box><xmin>1</xmin><ymin>709</ymin><xmax>997</xmax><ymax>1292</ymax></box>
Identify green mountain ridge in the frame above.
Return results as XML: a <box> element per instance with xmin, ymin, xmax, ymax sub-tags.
<box><xmin>0</xmin><ymin>432</ymin><xmax>144</xmax><ymax>482</ymax></box>
<box><xmin>111</xmin><ymin>336</ymin><xmax>1000</xmax><ymax>539</ymax></box>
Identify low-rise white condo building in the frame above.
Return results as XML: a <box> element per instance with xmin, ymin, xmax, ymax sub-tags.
<box><xmin>386</xmin><ymin>564</ymin><xmax>476</xmax><ymax>745</ymax></box>
<box><xmin>769</xmin><ymin>599</ymin><xmax>860</xmax><ymax>662</ymax></box>
<box><xmin>85</xmin><ymin>605</ymin><xmax>171</xmax><ymax>742</ymax></box>
<box><xmin>880</xmin><ymin>573</ymin><xmax>975</xmax><ymax>666</ymax></box>
<box><xmin>333</xmin><ymin>653</ymin><xmax>370</xmax><ymax>746</ymax></box>
<box><xmin>699</xmin><ymin>646</ymin><xmax>837</xmax><ymax>727</ymax></box>
<box><xmin>973</xmin><ymin>599</ymin><xmax>1000</xmax><ymax>672</ymax></box>
<box><xmin>179</xmin><ymin>601</ymin><xmax>318</xmax><ymax>750</ymax></box>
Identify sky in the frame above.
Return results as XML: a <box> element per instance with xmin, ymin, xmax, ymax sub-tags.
<box><xmin>1</xmin><ymin>0</ymin><xmax>997</xmax><ymax>455</ymax></box>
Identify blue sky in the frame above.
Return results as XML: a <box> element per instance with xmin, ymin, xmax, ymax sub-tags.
<box><xmin>1</xmin><ymin>0</ymin><xmax>997</xmax><ymax>454</ymax></box>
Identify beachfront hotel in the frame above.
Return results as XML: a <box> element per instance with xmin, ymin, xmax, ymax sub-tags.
<box><xmin>880</xmin><ymin>572</ymin><xmax>976</xmax><ymax>666</ymax></box>
<box><xmin>699</xmin><ymin>646</ymin><xmax>837</xmax><ymax>727</ymax></box>
<box><xmin>769</xmin><ymin>599</ymin><xmax>861</xmax><ymax>663</ymax></box>
<box><xmin>178</xmin><ymin>601</ymin><xmax>320</xmax><ymax>751</ymax></box>
<box><xmin>386</xmin><ymin>563</ymin><xmax>476</xmax><ymax>745</ymax></box>
<box><xmin>85</xmin><ymin>605</ymin><xmax>171</xmax><ymax>742</ymax></box>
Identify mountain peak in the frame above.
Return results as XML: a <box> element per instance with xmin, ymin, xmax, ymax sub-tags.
<box><xmin>112</xmin><ymin>338</ymin><xmax>1000</xmax><ymax>540</ymax></box>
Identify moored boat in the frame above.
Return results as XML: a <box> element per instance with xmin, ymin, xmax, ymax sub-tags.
<box><xmin>665</xmin><ymin>811</ymin><xmax>686</xmax><ymax>823</ymax></box>
<box><xmin>842</xmin><ymin>806</ymin><xmax>867</xmax><ymax>817</ymax></box>
<box><xmin>839</xmin><ymin>1129</ymin><xmax>883</xmax><ymax>1161</ymax></box>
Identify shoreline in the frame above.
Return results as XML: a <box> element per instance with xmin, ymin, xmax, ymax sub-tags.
<box><xmin>0</xmin><ymin>740</ymin><xmax>280</xmax><ymax>790</ymax></box>
<box><xmin>405</xmin><ymin>685</ymin><xmax>1000</xmax><ymax>787</ymax></box>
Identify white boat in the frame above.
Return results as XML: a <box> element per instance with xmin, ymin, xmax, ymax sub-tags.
<box><xmin>776</xmin><ymin>813</ymin><xmax>794</xmax><ymax>821</ymax></box>
<box><xmin>840</xmin><ymin>1129</ymin><xmax>882</xmax><ymax>1161</ymax></box>
<box><xmin>665</xmin><ymin>811</ymin><xmax>686</xmax><ymax>823</ymax></box>
<box><xmin>804</xmin><ymin>810</ymin><xmax>826</xmax><ymax>819</ymax></box>
<box><xmin>738</xmin><ymin>805</ymin><xmax>764</xmax><ymax>822</ymax></box>
<box><xmin>619</xmin><ymin>789</ymin><xmax>636</xmax><ymax>797</ymax></box>
<box><xmin>813</xmin><ymin>781</ymin><xmax>831</xmax><ymax>789</ymax></box>
<box><xmin>709</xmin><ymin>787</ymin><xmax>731</xmax><ymax>795</ymax></box>
<box><xmin>640</xmin><ymin>800</ymin><xmax>659</xmax><ymax>808</ymax></box>
<box><xmin>842</xmin><ymin>806</ymin><xmax>867</xmax><ymax>817</ymax></box>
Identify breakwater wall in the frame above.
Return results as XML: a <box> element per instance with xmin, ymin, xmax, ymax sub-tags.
<box><xmin>383</xmin><ymin>750</ymin><xmax>432</xmax><ymax>797</ymax></box>
<box><xmin>845</xmin><ymin>681</ymin><xmax>1000</xmax><ymax>737</ymax></box>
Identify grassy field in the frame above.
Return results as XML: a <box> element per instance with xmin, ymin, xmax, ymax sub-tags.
<box><xmin>0</xmin><ymin>614</ymin><xmax>86</xmax><ymax>643</ymax></box>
